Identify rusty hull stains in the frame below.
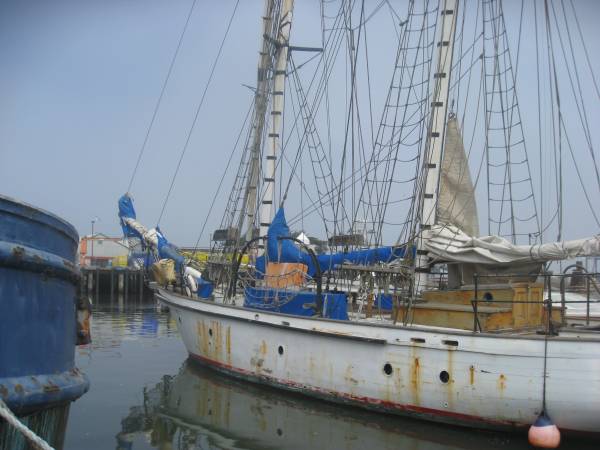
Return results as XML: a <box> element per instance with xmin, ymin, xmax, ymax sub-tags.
<box><xmin>196</xmin><ymin>319</ymin><xmax>226</xmax><ymax>363</ymax></box>
<box><xmin>469</xmin><ymin>365</ymin><xmax>475</xmax><ymax>386</ymax></box>
<box><xmin>226</xmin><ymin>326</ymin><xmax>232</xmax><ymax>364</ymax></box>
<box><xmin>446</xmin><ymin>349</ymin><xmax>455</xmax><ymax>409</ymax></box>
<box><xmin>411</xmin><ymin>357</ymin><xmax>421</xmax><ymax>406</ymax></box>
<box><xmin>196</xmin><ymin>320</ymin><xmax>209</xmax><ymax>356</ymax></box>
<box><xmin>498</xmin><ymin>374</ymin><xmax>507</xmax><ymax>395</ymax></box>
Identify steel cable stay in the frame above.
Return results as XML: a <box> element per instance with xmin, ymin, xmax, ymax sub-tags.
<box><xmin>191</xmin><ymin>100</ymin><xmax>254</xmax><ymax>260</ymax></box>
<box><xmin>126</xmin><ymin>0</ymin><xmax>199</xmax><ymax>195</ymax></box>
<box><xmin>549</xmin><ymin>0</ymin><xmax>600</xmax><ymax>195</ymax></box>
<box><xmin>567</xmin><ymin>0</ymin><xmax>600</xmax><ymax>101</ymax></box>
<box><xmin>155</xmin><ymin>0</ymin><xmax>241</xmax><ymax>226</ymax></box>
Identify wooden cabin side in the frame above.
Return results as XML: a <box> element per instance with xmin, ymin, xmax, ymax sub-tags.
<box><xmin>395</xmin><ymin>282</ymin><xmax>563</xmax><ymax>331</ymax></box>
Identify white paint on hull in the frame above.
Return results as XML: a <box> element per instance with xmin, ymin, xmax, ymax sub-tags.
<box><xmin>158</xmin><ymin>288</ymin><xmax>600</xmax><ymax>435</ymax></box>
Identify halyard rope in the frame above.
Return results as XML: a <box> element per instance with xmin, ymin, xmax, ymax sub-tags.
<box><xmin>0</xmin><ymin>398</ymin><xmax>54</xmax><ymax>450</ymax></box>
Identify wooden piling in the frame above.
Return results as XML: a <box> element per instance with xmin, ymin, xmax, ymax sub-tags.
<box><xmin>138</xmin><ymin>271</ymin><xmax>144</xmax><ymax>301</ymax></box>
<box><xmin>81</xmin><ymin>267</ymin><xmax>144</xmax><ymax>303</ymax></box>
<box><xmin>124</xmin><ymin>270</ymin><xmax>129</xmax><ymax>302</ymax></box>
<box><xmin>110</xmin><ymin>270</ymin><xmax>114</xmax><ymax>302</ymax></box>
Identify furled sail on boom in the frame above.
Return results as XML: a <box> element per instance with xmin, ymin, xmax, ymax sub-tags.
<box><xmin>256</xmin><ymin>208</ymin><xmax>408</xmax><ymax>277</ymax></box>
<box><xmin>425</xmin><ymin>224</ymin><xmax>600</xmax><ymax>265</ymax></box>
<box><xmin>118</xmin><ymin>194</ymin><xmax>213</xmax><ymax>297</ymax></box>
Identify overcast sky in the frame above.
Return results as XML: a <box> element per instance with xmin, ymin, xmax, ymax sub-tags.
<box><xmin>1</xmin><ymin>0</ymin><xmax>598</xmax><ymax>246</ymax></box>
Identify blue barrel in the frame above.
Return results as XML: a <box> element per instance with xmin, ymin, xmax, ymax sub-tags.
<box><xmin>0</xmin><ymin>194</ymin><xmax>89</xmax><ymax>415</ymax></box>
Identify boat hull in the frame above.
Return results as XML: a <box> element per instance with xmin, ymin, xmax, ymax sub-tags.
<box><xmin>158</xmin><ymin>288</ymin><xmax>600</xmax><ymax>437</ymax></box>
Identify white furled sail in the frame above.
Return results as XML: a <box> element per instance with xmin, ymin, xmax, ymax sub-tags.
<box><xmin>425</xmin><ymin>224</ymin><xmax>600</xmax><ymax>265</ymax></box>
<box><xmin>436</xmin><ymin>115</ymin><xmax>479</xmax><ymax>237</ymax></box>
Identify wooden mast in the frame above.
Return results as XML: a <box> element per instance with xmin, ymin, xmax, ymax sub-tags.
<box><xmin>258</xmin><ymin>0</ymin><xmax>294</xmax><ymax>254</ymax></box>
<box><xmin>241</xmin><ymin>0</ymin><xmax>278</xmax><ymax>244</ymax></box>
<box><xmin>415</xmin><ymin>0</ymin><xmax>459</xmax><ymax>292</ymax></box>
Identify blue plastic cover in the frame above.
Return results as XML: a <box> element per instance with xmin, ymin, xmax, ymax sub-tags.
<box><xmin>156</xmin><ymin>227</ymin><xmax>185</xmax><ymax>272</ymax></box>
<box><xmin>197</xmin><ymin>277</ymin><xmax>214</xmax><ymax>298</ymax></box>
<box><xmin>118</xmin><ymin>194</ymin><xmax>142</xmax><ymax>240</ymax></box>
<box><xmin>244</xmin><ymin>287</ymin><xmax>348</xmax><ymax>320</ymax></box>
<box><xmin>375</xmin><ymin>293</ymin><xmax>394</xmax><ymax>310</ymax></box>
<box><xmin>263</xmin><ymin>208</ymin><xmax>406</xmax><ymax>276</ymax></box>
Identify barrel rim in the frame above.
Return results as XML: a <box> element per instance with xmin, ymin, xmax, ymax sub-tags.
<box><xmin>0</xmin><ymin>194</ymin><xmax>79</xmax><ymax>243</ymax></box>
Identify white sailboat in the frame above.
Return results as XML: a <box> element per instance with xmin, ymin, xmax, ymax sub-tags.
<box><xmin>148</xmin><ymin>0</ymin><xmax>600</xmax><ymax>438</ymax></box>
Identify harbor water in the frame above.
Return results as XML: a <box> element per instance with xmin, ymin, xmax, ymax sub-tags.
<box><xmin>61</xmin><ymin>293</ymin><xmax>595</xmax><ymax>450</ymax></box>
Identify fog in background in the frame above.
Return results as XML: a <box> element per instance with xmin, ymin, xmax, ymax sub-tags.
<box><xmin>1</xmin><ymin>0</ymin><xmax>598</xmax><ymax>247</ymax></box>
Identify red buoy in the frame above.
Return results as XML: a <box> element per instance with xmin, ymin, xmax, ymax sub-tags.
<box><xmin>528</xmin><ymin>412</ymin><xmax>561</xmax><ymax>448</ymax></box>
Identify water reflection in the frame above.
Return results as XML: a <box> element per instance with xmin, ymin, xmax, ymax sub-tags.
<box><xmin>82</xmin><ymin>294</ymin><xmax>178</xmax><ymax>350</ymax></box>
<box><xmin>117</xmin><ymin>360</ymin><xmax>535</xmax><ymax>450</ymax></box>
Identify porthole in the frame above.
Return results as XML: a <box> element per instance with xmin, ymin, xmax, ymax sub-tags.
<box><xmin>383</xmin><ymin>363</ymin><xmax>393</xmax><ymax>376</ymax></box>
<box><xmin>208</xmin><ymin>328</ymin><xmax>213</xmax><ymax>337</ymax></box>
<box><xmin>439</xmin><ymin>370</ymin><xmax>450</xmax><ymax>383</ymax></box>
<box><xmin>483</xmin><ymin>292</ymin><xmax>494</xmax><ymax>302</ymax></box>
<box><xmin>278</xmin><ymin>345</ymin><xmax>284</xmax><ymax>355</ymax></box>
<box><xmin>276</xmin><ymin>428</ymin><xmax>283</xmax><ymax>436</ymax></box>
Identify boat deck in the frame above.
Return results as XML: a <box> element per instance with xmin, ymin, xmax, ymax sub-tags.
<box><xmin>154</xmin><ymin>285</ymin><xmax>600</xmax><ymax>341</ymax></box>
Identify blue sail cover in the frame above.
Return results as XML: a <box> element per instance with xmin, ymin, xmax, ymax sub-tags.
<box><xmin>258</xmin><ymin>208</ymin><xmax>407</xmax><ymax>276</ymax></box>
<box><xmin>118</xmin><ymin>194</ymin><xmax>143</xmax><ymax>240</ymax></box>
<box><xmin>117</xmin><ymin>194</ymin><xmax>187</xmax><ymax>272</ymax></box>
<box><xmin>155</xmin><ymin>227</ymin><xmax>185</xmax><ymax>273</ymax></box>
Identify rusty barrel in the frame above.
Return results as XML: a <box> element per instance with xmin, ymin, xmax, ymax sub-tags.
<box><xmin>0</xmin><ymin>194</ymin><xmax>89</xmax><ymax>446</ymax></box>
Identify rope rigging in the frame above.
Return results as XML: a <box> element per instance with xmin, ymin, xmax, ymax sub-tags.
<box><xmin>200</xmin><ymin>0</ymin><xmax>600</xmax><ymax>281</ymax></box>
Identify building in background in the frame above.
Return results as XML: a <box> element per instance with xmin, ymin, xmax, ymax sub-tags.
<box><xmin>79</xmin><ymin>234</ymin><xmax>129</xmax><ymax>268</ymax></box>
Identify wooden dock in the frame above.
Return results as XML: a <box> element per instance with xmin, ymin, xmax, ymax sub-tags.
<box><xmin>80</xmin><ymin>267</ymin><xmax>147</xmax><ymax>300</ymax></box>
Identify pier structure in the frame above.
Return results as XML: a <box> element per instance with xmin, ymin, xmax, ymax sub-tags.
<box><xmin>81</xmin><ymin>267</ymin><xmax>146</xmax><ymax>301</ymax></box>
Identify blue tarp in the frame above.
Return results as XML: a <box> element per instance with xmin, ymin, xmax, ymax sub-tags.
<box><xmin>244</xmin><ymin>287</ymin><xmax>348</xmax><ymax>320</ymax></box>
<box><xmin>375</xmin><ymin>293</ymin><xmax>394</xmax><ymax>310</ymax></box>
<box><xmin>197</xmin><ymin>278</ymin><xmax>214</xmax><ymax>298</ymax></box>
<box><xmin>155</xmin><ymin>227</ymin><xmax>185</xmax><ymax>272</ymax></box>
<box><xmin>118</xmin><ymin>194</ymin><xmax>142</xmax><ymax>241</ymax></box>
<box><xmin>117</xmin><ymin>194</ymin><xmax>215</xmax><ymax>296</ymax></box>
<box><xmin>257</xmin><ymin>208</ymin><xmax>407</xmax><ymax>277</ymax></box>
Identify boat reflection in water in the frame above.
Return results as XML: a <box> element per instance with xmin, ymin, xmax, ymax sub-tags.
<box><xmin>117</xmin><ymin>360</ymin><xmax>536</xmax><ymax>450</ymax></box>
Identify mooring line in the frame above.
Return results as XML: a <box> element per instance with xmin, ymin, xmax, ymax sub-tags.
<box><xmin>0</xmin><ymin>398</ymin><xmax>55</xmax><ymax>450</ymax></box>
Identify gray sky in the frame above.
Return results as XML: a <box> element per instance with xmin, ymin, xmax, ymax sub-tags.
<box><xmin>1</xmin><ymin>0</ymin><xmax>599</xmax><ymax>246</ymax></box>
